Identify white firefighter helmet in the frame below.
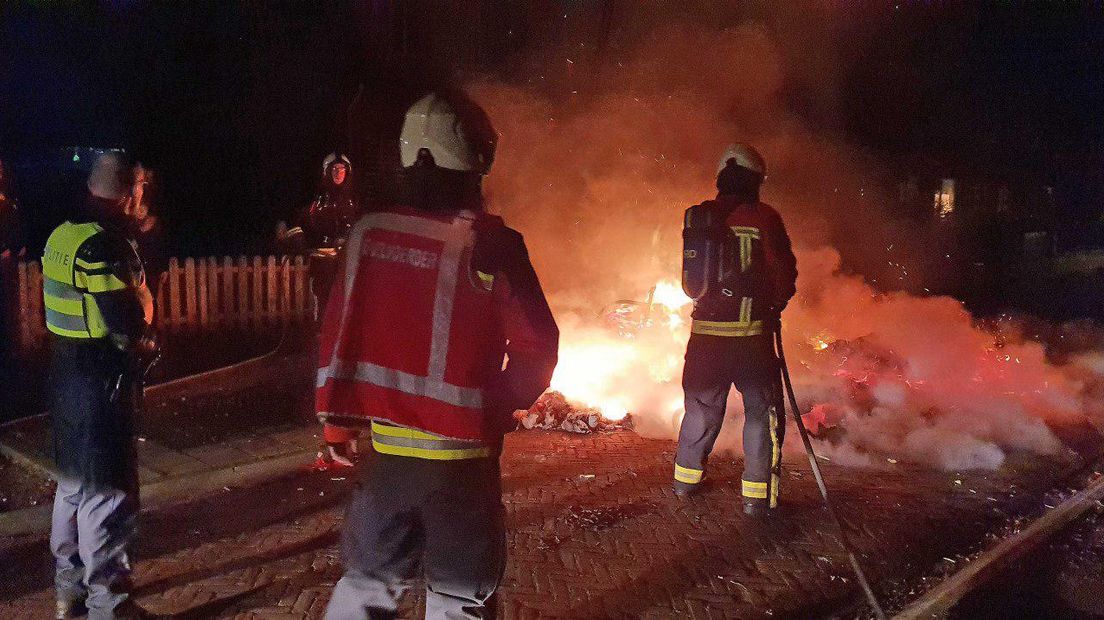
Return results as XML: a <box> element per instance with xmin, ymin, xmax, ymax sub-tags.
<box><xmin>86</xmin><ymin>151</ymin><xmax>128</xmax><ymax>201</ymax></box>
<box><xmin>399</xmin><ymin>92</ymin><xmax>496</xmax><ymax>174</ymax></box>
<box><xmin>717</xmin><ymin>143</ymin><xmax>766</xmax><ymax>176</ymax></box>
<box><xmin>322</xmin><ymin>152</ymin><xmax>352</xmax><ymax>175</ymax></box>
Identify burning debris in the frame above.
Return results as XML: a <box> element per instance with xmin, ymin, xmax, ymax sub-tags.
<box><xmin>517</xmin><ymin>391</ymin><xmax>632</xmax><ymax>433</ymax></box>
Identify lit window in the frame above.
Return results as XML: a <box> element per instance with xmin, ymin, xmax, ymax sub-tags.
<box><xmin>934</xmin><ymin>178</ymin><xmax>955</xmax><ymax>218</ymax></box>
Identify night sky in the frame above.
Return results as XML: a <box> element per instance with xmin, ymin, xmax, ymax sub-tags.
<box><xmin>2</xmin><ymin>1</ymin><xmax>1103</xmax><ymax>253</ymax></box>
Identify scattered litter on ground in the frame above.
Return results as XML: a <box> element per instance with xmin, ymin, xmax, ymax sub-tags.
<box><xmin>517</xmin><ymin>391</ymin><xmax>632</xmax><ymax>433</ymax></box>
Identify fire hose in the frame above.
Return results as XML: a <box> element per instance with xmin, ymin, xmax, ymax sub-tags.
<box><xmin>774</xmin><ymin>327</ymin><xmax>887</xmax><ymax>620</ymax></box>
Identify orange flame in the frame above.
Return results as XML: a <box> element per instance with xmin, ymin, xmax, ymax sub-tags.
<box><xmin>549</xmin><ymin>279</ymin><xmax>691</xmax><ymax>421</ymax></box>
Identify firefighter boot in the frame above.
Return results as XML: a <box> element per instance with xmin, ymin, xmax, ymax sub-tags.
<box><xmin>673</xmin><ymin>480</ymin><xmax>698</xmax><ymax>499</ymax></box>
<box><xmin>743</xmin><ymin>497</ymin><xmax>772</xmax><ymax>520</ymax></box>
<box><xmin>55</xmin><ymin>598</ymin><xmax>86</xmax><ymax>619</ymax></box>
<box><xmin>673</xmin><ymin>465</ymin><xmax>708</xmax><ymax>499</ymax></box>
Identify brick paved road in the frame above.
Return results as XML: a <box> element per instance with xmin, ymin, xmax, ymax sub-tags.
<box><xmin>0</xmin><ymin>430</ymin><xmax>1066</xmax><ymax>619</ymax></box>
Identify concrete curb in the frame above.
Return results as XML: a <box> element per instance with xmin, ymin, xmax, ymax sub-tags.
<box><xmin>0</xmin><ymin>437</ymin><xmax>56</xmax><ymax>479</ymax></box>
<box><xmin>0</xmin><ymin>447</ymin><xmax>316</xmax><ymax>538</ymax></box>
<box><xmin>145</xmin><ymin>349</ymin><xmax>311</xmax><ymax>402</ymax></box>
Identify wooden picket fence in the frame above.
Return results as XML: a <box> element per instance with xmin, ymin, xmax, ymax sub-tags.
<box><xmin>8</xmin><ymin>255</ymin><xmax>313</xmax><ymax>354</ymax></box>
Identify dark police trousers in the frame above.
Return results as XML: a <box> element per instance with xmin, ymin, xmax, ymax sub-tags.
<box><xmin>48</xmin><ymin>339</ymin><xmax>140</xmax><ymax>617</ymax></box>
<box><xmin>325</xmin><ymin>451</ymin><xmax>506</xmax><ymax>619</ymax></box>
<box><xmin>675</xmin><ymin>333</ymin><xmax>785</xmax><ymax>507</ymax></box>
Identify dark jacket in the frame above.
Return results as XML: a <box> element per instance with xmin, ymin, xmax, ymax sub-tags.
<box><xmin>301</xmin><ymin>165</ymin><xmax>360</xmax><ymax>250</ymax></box>
<box><xmin>688</xmin><ymin>195</ymin><xmax>798</xmax><ymax>326</ymax></box>
<box><xmin>49</xmin><ymin>217</ymin><xmax>148</xmax><ymax>490</ymax></box>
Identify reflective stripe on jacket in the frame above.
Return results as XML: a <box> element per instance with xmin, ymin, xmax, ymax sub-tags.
<box><xmin>370</xmin><ymin>421</ymin><xmax>491</xmax><ymax>460</ymax></box>
<box><xmin>42</xmin><ymin>222</ymin><xmax>127</xmax><ymax>338</ymax></box>
<box><xmin>316</xmin><ymin>206</ymin><xmax>559</xmax><ymax>453</ymax></box>
<box><xmin>687</xmin><ymin>197</ymin><xmax>797</xmax><ymax>337</ymax></box>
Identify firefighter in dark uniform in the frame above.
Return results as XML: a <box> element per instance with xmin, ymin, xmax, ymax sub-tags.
<box><xmin>320</xmin><ymin>92</ymin><xmax>559</xmax><ymax>619</ymax></box>
<box><xmin>675</xmin><ymin>144</ymin><xmax>797</xmax><ymax>518</ymax></box>
<box><xmin>44</xmin><ymin>153</ymin><xmax>157</xmax><ymax>619</ymax></box>
<box><xmin>302</xmin><ymin>153</ymin><xmax>364</xmax><ymax>469</ymax></box>
<box><xmin>304</xmin><ymin>152</ymin><xmax>360</xmax><ymax>319</ymax></box>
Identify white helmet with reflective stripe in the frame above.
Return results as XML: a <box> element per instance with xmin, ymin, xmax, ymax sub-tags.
<box><xmin>400</xmin><ymin>92</ymin><xmax>496</xmax><ymax>174</ymax></box>
<box><xmin>322</xmin><ymin>152</ymin><xmax>352</xmax><ymax>175</ymax></box>
<box><xmin>717</xmin><ymin>143</ymin><xmax>766</xmax><ymax>176</ymax></box>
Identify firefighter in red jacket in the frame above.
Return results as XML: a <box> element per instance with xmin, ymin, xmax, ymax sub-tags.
<box><xmin>320</xmin><ymin>92</ymin><xmax>559</xmax><ymax>619</ymax></box>
<box><xmin>675</xmin><ymin>144</ymin><xmax>798</xmax><ymax>518</ymax></box>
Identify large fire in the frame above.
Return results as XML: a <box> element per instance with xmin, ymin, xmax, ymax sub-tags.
<box><xmin>476</xmin><ymin>24</ymin><xmax>1104</xmax><ymax>471</ymax></box>
<box><xmin>548</xmin><ymin>279</ymin><xmax>691</xmax><ymax>422</ymax></box>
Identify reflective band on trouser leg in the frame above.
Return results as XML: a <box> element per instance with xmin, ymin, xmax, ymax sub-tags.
<box><xmin>741</xmin><ymin>479</ymin><xmax>768</xmax><ymax>499</ymax></box>
<box><xmin>768</xmin><ymin>403</ymin><xmax>781</xmax><ymax>509</ymax></box>
<box><xmin>674</xmin><ymin>463</ymin><xmax>704</xmax><ymax>485</ymax></box>
<box><xmin>370</xmin><ymin>421</ymin><xmax>490</xmax><ymax>460</ymax></box>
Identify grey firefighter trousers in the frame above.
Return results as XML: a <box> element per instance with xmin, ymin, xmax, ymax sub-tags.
<box><xmin>675</xmin><ymin>333</ymin><xmax>786</xmax><ymax>507</ymax></box>
<box><xmin>324</xmin><ymin>450</ymin><xmax>506</xmax><ymax>620</ymax></box>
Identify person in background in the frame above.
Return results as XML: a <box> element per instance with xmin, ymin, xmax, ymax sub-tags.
<box><xmin>125</xmin><ymin>162</ymin><xmax>166</xmax><ymax>300</ymax></box>
<box><xmin>44</xmin><ymin>152</ymin><xmax>157</xmax><ymax>619</ymax></box>
<box><xmin>305</xmin><ymin>152</ymin><xmax>359</xmax><ymax>249</ymax></box>
<box><xmin>299</xmin><ymin>152</ymin><xmax>363</xmax><ymax>469</ymax></box>
<box><xmin>303</xmin><ymin>152</ymin><xmax>360</xmax><ymax>312</ymax></box>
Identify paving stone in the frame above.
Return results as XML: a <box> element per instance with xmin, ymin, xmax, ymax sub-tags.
<box><xmin>269</xmin><ymin>427</ymin><xmax>323</xmax><ymax>451</ymax></box>
<box><xmin>225</xmin><ymin>435</ymin><xmax>301</xmax><ymax>460</ymax></box>
<box><xmin>135</xmin><ymin>439</ymin><xmax>209</xmax><ymax>477</ymax></box>
<box><xmin>184</xmin><ymin>443</ymin><xmax>254</xmax><ymax>469</ymax></box>
<box><xmin>0</xmin><ymin>430</ymin><xmax>1069</xmax><ymax>619</ymax></box>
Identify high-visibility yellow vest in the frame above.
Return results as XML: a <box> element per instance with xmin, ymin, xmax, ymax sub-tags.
<box><xmin>41</xmin><ymin>222</ymin><xmax>131</xmax><ymax>339</ymax></box>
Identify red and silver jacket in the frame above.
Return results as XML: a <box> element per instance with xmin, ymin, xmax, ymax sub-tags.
<box><xmin>316</xmin><ymin>206</ymin><xmax>559</xmax><ymax>459</ymax></box>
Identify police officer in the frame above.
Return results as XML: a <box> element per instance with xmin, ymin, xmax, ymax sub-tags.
<box><xmin>674</xmin><ymin>144</ymin><xmax>797</xmax><ymax>518</ymax></box>
<box><xmin>319</xmin><ymin>92</ymin><xmax>559</xmax><ymax>619</ymax></box>
<box><xmin>44</xmin><ymin>152</ymin><xmax>156</xmax><ymax>619</ymax></box>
